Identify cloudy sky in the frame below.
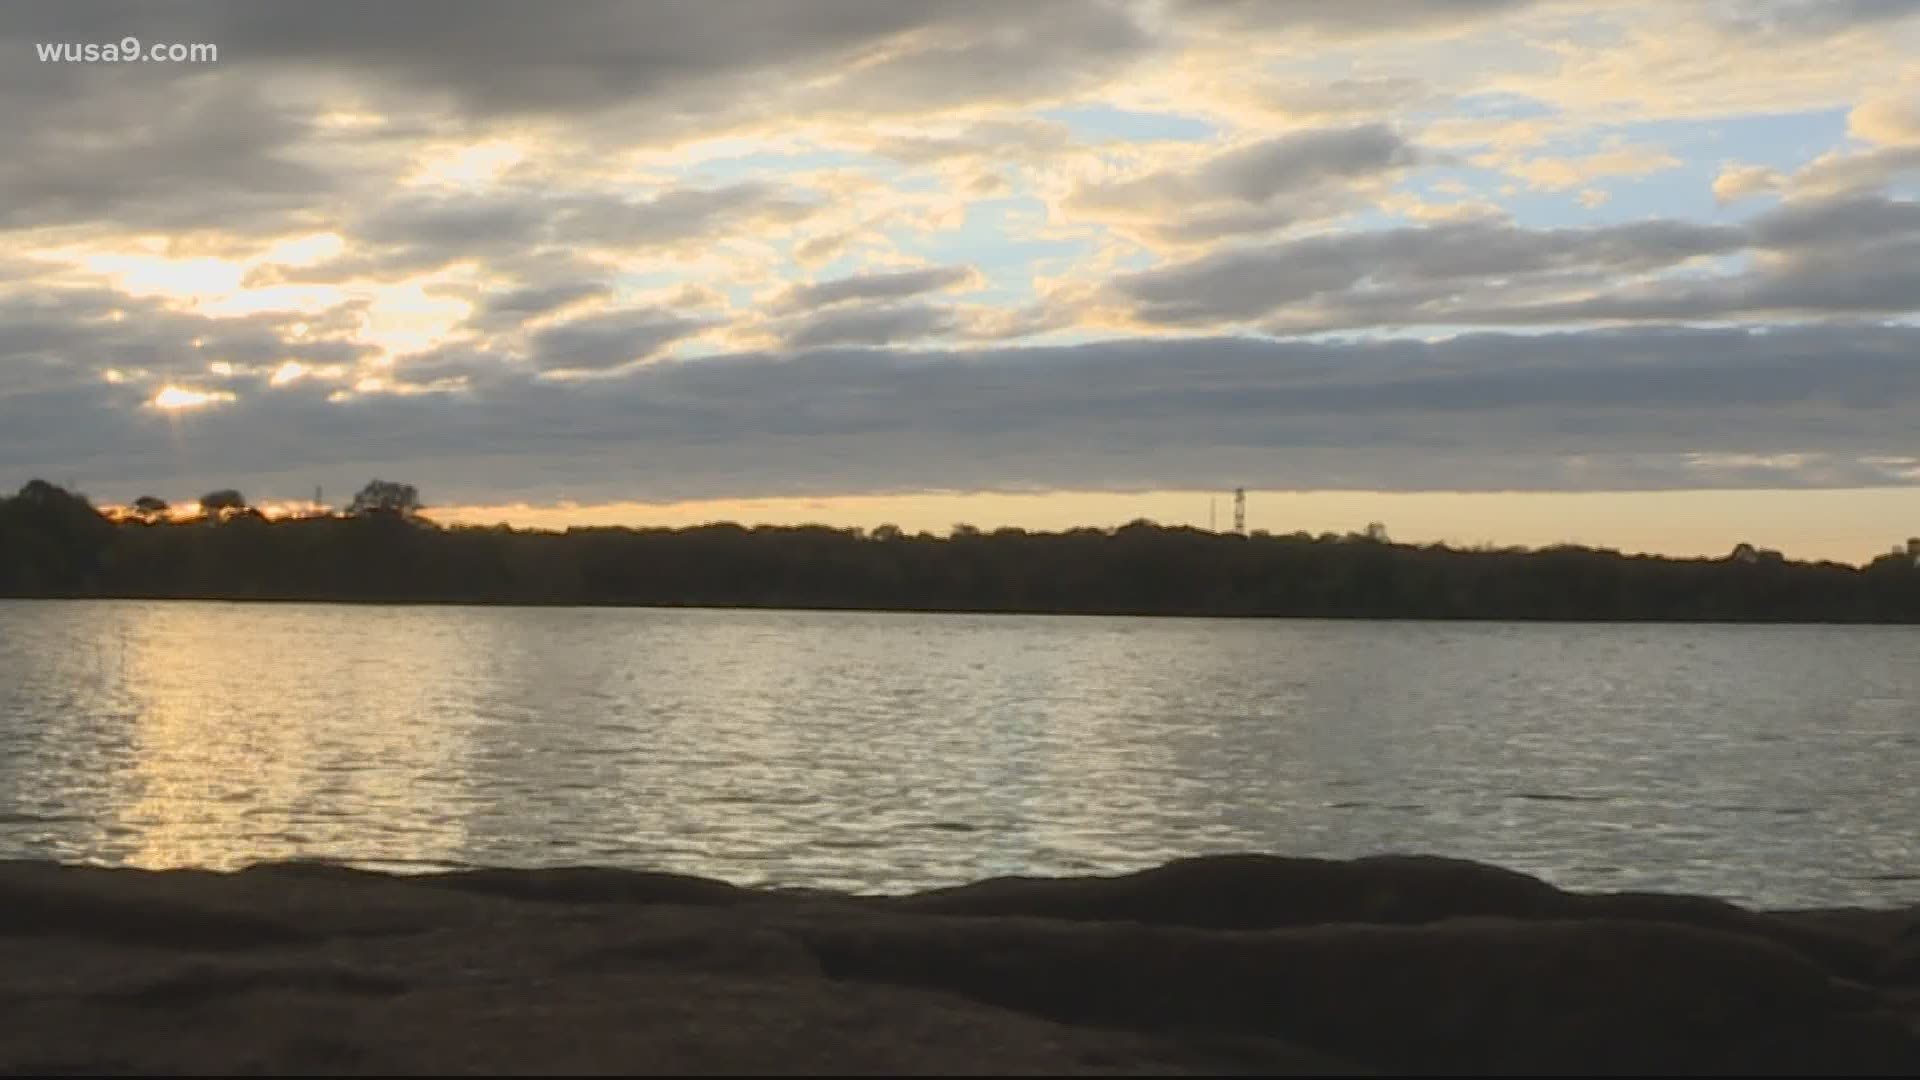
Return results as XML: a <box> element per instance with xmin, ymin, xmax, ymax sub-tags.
<box><xmin>4</xmin><ymin>1</ymin><xmax>1918</xmax><ymax>559</ymax></box>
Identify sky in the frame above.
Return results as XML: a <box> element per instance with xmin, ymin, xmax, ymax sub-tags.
<box><xmin>3</xmin><ymin>0</ymin><xmax>1919</xmax><ymax>562</ymax></box>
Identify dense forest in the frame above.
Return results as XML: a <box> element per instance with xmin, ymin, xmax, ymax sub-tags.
<box><xmin>2</xmin><ymin>478</ymin><xmax>1917</xmax><ymax>622</ymax></box>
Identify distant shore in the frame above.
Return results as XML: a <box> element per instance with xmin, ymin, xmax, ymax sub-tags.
<box><xmin>6</xmin><ymin>481</ymin><xmax>1919</xmax><ymax>623</ymax></box>
<box><xmin>14</xmin><ymin>591</ymin><xmax>1920</xmax><ymax>628</ymax></box>
<box><xmin>6</xmin><ymin>852</ymin><xmax>1919</xmax><ymax>1074</ymax></box>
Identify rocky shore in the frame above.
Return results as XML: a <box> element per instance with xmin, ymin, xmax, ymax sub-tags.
<box><xmin>5</xmin><ymin>853</ymin><xmax>1920</xmax><ymax>1074</ymax></box>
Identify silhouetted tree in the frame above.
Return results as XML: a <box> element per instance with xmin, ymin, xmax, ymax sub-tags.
<box><xmin>1</xmin><ymin>477</ymin><xmax>1917</xmax><ymax>621</ymax></box>
<box><xmin>0</xmin><ymin>480</ymin><xmax>115</xmax><ymax>593</ymax></box>
<box><xmin>348</xmin><ymin>479</ymin><xmax>422</xmax><ymax>518</ymax></box>
<box><xmin>131</xmin><ymin>495</ymin><xmax>170</xmax><ymax>522</ymax></box>
<box><xmin>199</xmin><ymin>490</ymin><xmax>248</xmax><ymax>518</ymax></box>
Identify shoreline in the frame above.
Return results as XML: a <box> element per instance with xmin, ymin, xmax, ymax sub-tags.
<box><xmin>7</xmin><ymin>593</ymin><xmax>1920</xmax><ymax>628</ymax></box>
<box><xmin>5</xmin><ymin>852</ymin><xmax>1919</xmax><ymax>1074</ymax></box>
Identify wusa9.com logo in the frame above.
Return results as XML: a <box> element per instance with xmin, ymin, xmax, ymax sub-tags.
<box><xmin>37</xmin><ymin>37</ymin><xmax>217</xmax><ymax>63</ymax></box>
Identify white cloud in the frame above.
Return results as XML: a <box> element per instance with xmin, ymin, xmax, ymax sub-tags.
<box><xmin>1494</xmin><ymin>145</ymin><xmax>1682</xmax><ymax>192</ymax></box>
<box><xmin>1713</xmin><ymin>163</ymin><xmax>1786</xmax><ymax>203</ymax></box>
<box><xmin>1849</xmin><ymin>90</ymin><xmax>1920</xmax><ymax>144</ymax></box>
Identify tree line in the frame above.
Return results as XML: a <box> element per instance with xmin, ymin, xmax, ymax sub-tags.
<box><xmin>2</xmin><ymin>478</ymin><xmax>1917</xmax><ymax>622</ymax></box>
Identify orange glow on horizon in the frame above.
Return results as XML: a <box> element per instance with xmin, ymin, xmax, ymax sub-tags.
<box><xmin>81</xmin><ymin>487</ymin><xmax>1919</xmax><ymax>567</ymax></box>
<box><xmin>427</xmin><ymin>487</ymin><xmax>1920</xmax><ymax>566</ymax></box>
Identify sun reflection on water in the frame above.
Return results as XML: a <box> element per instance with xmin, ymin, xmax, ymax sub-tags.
<box><xmin>106</xmin><ymin>605</ymin><xmax>477</xmax><ymax>871</ymax></box>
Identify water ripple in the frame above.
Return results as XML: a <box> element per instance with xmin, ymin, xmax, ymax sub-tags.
<box><xmin>1</xmin><ymin>601</ymin><xmax>1918</xmax><ymax>907</ymax></box>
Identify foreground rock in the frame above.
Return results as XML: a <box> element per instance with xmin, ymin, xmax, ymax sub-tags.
<box><xmin>3</xmin><ymin>854</ymin><xmax>1918</xmax><ymax>1074</ymax></box>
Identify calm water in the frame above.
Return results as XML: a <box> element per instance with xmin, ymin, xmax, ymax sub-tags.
<box><xmin>1</xmin><ymin>600</ymin><xmax>1917</xmax><ymax>908</ymax></box>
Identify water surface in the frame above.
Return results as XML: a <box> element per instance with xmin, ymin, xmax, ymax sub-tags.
<box><xmin>1</xmin><ymin>600</ymin><xmax>1916</xmax><ymax>907</ymax></box>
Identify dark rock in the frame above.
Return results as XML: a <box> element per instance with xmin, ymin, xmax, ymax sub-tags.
<box><xmin>1</xmin><ymin>853</ymin><xmax>1916</xmax><ymax>1074</ymax></box>
<box><xmin>895</xmin><ymin>853</ymin><xmax>1886</xmax><ymax>979</ymax></box>
<box><xmin>895</xmin><ymin>853</ymin><xmax>1565</xmax><ymax>927</ymax></box>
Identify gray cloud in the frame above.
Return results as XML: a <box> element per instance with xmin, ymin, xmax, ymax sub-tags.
<box><xmin>775</xmin><ymin>266</ymin><xmax>976</xmax><ymax>313</ymax></box>
<box><xmin>1114</xmin><ymin>195</ymin><xmax>1920</xmax><ymax>329</ymax></box>
<box><xmin>8</xmin><ymin>322</ymin><xmax>1919</xmax><ymax>505</ymax></box>
<box><xmin>464</xmin><ymin>282</ymin><xmax>613</xmax><ymax>335</ymax></box>
<box><xmin>1114</xmin><ymin>218</ymin><xmax>1746</xmax><ymax>325</ymax></box>
<box><xmin>1749</xmin><ymin>192</ymin><xmax>1920</xmax><ymax>249</ymax></box>
<box><xmin>358</xmin><ymin>198</ymin><xmax>550</xmax><ymax>254</ymax></box>
<box><xmin>1165</xmin><ymin>0</ymin><xmax>1539</xmax><ymax>38</ymax></box>
<box><xmin>525</xmin><ymin>309</ymin><xmax>710</xmax><ymax>371</ymax></box>
<box><xmin>479</xmin><ymin>283</ymin><xmax>612</xmax><ymax>320</ymax></box>
<box><xmin>1254</xmin><ymin>77</ymin><xmax>1432</xmax><ymax>120</ymax></box>
<box><xmin>1716</xmin><ymin>0</ymin><xmax>1920</xmax><ymax>36</ymax></box>
<box><xmin>1070</xmin><ymin>124</ymin><xmax>1424</xmax><ymax>242</ymax></box>
<box><xmin>782</xmin><ymin>304</ymin><xmax>959</xmax><ymax>350</ymax></box>
<box><xmin>0</xmin><ymin>287</ymin><xmax>370</xmax><ymax>386</ymax></box>
<box><xmin>345</xmin><ymin>183</ymin><xmax>820</xmax><ymax>275</ymax></box>
<box><xmin>1201</xmin><ymin>125</ymin><xmax>1421</xmax><ymax>202</ymax></box>
<box><xmin>0</xmin><ymin>71</ymin><xmax>340</xmax><ymax>232</ymax></box>
<box><xmin>235</xmin><ymin>182</ymin><xmax>831</xmax><ymax>291</ymax></box>
<box><xmin>5</xmin><ymin>1</ymin><xmax>1154</xmax><ymax>121</ymax></box>
<box><xmin>808</xmin><ymin>2</ymin><xmax>1150</xmax><ymax>116</ymax></box>
<box><xmin>1787</xmin><ymin>146</ymin><xmax>1920</xmax><ymax>197</ymax></box>
<box><xmin>0</xmin><ymin>1</ymin><xmax>1150</xmax><ymax>238</ymax></box>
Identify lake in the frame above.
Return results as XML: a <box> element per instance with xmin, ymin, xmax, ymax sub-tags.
<box><xmin>1</xmin><ymin>599</ymin><xmax>1916</xmax><ymax>908</ymax></box>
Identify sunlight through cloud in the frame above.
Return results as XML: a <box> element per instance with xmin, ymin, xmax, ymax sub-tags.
<box><xmin>148</xmin><ymin>386</ymin><xmax>237</xmax><ymax>411</ymax></box>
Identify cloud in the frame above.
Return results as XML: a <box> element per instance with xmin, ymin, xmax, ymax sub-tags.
<box><xmin>479</xmin><ymin>283</ymin><xmax>612</xmax><ymax>320</ymax></box>
<box><xmin>1067</xmin><ymin>124</ymin><xmax>1423</xmax><ymax>243</ymax></box>
<box><xmin>1498</xmin><ymin>145</ymin><xmax>1682</xmax><ymax>192</ymax></box>
<box><xmin>13</xmin><ymin>326</ymin><xmax>1919</xmax><ymax>505</ymax></box>
<box><xmin>1110</xmin><ymin>193</ymin><xmax>1920</xmax><ymax>330</ymax></box>
<box><xmin>1713</xmin><ymin>163</ymin><xmax>1786</xmax><ymax>203</ymax></box>
<box><xmin>1489</xmin><ymin>5</ymin><xmax>1916</xmax><ymax>124</ymax></box>
<box><xmin>0</xmin><ymin>2</ymin><xmax>1152</xmax><ymax>242</ymax></box>
<box><xmin>5</xmin><ymin>0</ymin><xmax>1920</xmax><ymax>514</ymax></box>
<box><xmin>356</xmin><ymin>196</ymin><xmax>551</xmax><ymax>256</ymax></box>
<box><xmin>1715</xmin><ymin>0</ymin><xmax>1920</xmax><ymax>38</ymax></box>
<box><xmin>774</xmin><ymin>266</ymin><xmax>978</xmax><ymax>313</ymax></box>
<box><xmin>816</xmin><ymin>2</ymin><xmax>1151</xmax><ymax>116</ymax></box>
<box><xmin>1111</xmin><ymin>217</ymin><xmax>1747</xmax><ymax>326</ymax></box>
<box><xmin>1786</xmin><ymin>145</ymin><xmax>1920</xmax><ymax>196</ymax></box>
<box><xmin>781</xmin><ymin>304</ymin><xmax>959</xmax><ymax>349</ymax></box>
<box><xmin>1850</xmin><ymin>91</ymin><xmax>1920</xmax><ymax>144</ymax></box>
<box><xmin>1164</xmin><ymin>0</ymin><xmax>1539</xmax><ymax>39</ymax></box>
<box><xmin>343</xmin><ymin>182</ymin><xmax>822</xmax><ymax>276</ymax></box>
<box><xmin>1201</xmin><ymin>126</ymin><xmax>1422</xmax><ymax>201</ymax></box>
<box><xmin>466</xmin><ymin>282</ymin><xmax>612</xmax><ymax>333</ymax></box>
<box><xmin>7</xmin><ymin>1</ymin><xmax>1157</xmax><ymax>123</ymax></box>
<box><xmin>1245</xmin><ymin>77</ymin><xmax>1432</xmax><ymax>121</ymax></box>
<box><xmin>561</xmin><ymin>184</ymin><xmax>821</xmax><ymax>247</ymax></box>
<box><xmin>869</xmin><ymin>119</ymin><xmax>1075</xmax><ymax>166</ymax></box>
<box><xmin>525</xmin><ymin>308</ymin><xmax>711</xmax><ymax>371</ymax></box>
<box><xmin>0</xmin><ymin>72</ymin><xmax>340</xmax><ymax>233</ymax></box>
<box><xmin>0</xmin><ymin>285</ymin><xmax>371</xmax><ymax>390</ymax></box>
<box><xmin>1747</xmin><ymin>191</ymin><xmax>1920</xmax><ymax>249</ymax></box>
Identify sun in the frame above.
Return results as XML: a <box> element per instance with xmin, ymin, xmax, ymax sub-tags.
<box><xmin>149</xmin><ymin>385</ymin><xmax>236</xmax><ymax>411</ymax></box>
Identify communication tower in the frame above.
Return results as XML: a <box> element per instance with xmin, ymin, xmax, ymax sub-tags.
<box><xmin>1232</xmin><ymin>487</ymin><xmax>1246</xmax><ymax>535</ymax></box>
